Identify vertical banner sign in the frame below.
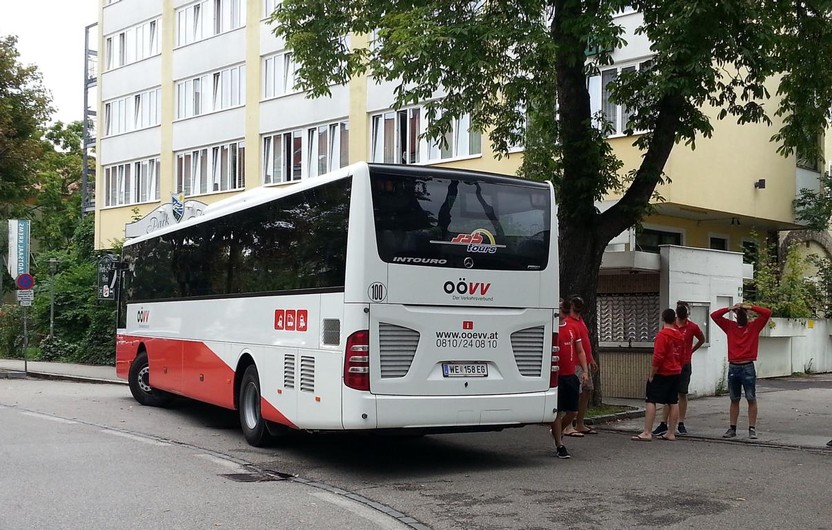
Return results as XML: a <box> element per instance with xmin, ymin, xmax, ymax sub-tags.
<box><xmin>7</xmin><ymin>220</ymin><xmax>31</xmax><ymax>277</ymax></box>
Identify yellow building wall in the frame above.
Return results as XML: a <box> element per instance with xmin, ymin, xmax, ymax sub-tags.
<box><xmin>95</xmin><ymin>13</ymin><xmax>804</xmax><ymax>250</ymax></box>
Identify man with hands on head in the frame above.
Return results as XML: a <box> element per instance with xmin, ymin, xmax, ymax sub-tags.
<box><xmin>711</xmin><ymin>302</ymin><xmax>771</xmax><ymax>440</ymax></box>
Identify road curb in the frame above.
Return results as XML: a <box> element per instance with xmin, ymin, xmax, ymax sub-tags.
<box><xmin>586</xmin><ymin>408</ymin><xmax>646</xmax><ymax>425</ymax></box>
<box><xmin>25</xmin><ymin>371</ymin><xmax>127</xmax><ymax>385</ymax></box>
<box><xmin>0</xmin><ymin>369</ymin><xmax>27</xmax><ymax>380</ymax></box>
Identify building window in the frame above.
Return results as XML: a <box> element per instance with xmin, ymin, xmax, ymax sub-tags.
<box><xmin>370</xmin><ymin>106</ymin><xmax>481</xmax><ymax>164</ymax></box>
<box><xmin>264</xmin><ymin>0</ymin><xmax>281</xmax><ymax>18</ymax></box>
<box><xmin>175</xmin><ymin>0</ymin><xmax>245</xmax><ymax>47</ymax></box>
<box><xmin>263</xmin><ymin>52</ymin><xmax>297</xmax><ymax>99</ymax></box>
<box><xmin>104</xmin><ymin>157</ymin><xmax>160</xmax><ymax>207</ymax></box>
<box><xmin>175</xmin><ymin>64</ymin><xmax>245</xmax><ymax>119</ymax></box>
<box><xmin>636</xmin><ymin>228</ymin><xmax>682</xmax><ymax>253</ymax></box>
<box><xmin>742</xmin><ymin>239</ymin><xmax>758</xmax><ymax>265</ymax></box>
<box><xmin>104</xmin><ymin>88</ymin><xmax>161</xmax><ymax>136</ymax></box>
<box><xmin>709</xmin><ymin>236</ymin><xmax>728</xmax><ymax>251</ymax></box>
<box><xmin>104</xmin><ymin>18</ymin><xmax>161</xmax><ymax>71</ymax></box>
<box><xmin>588</xmin><ymin>59</ymin><xmax>652</xmax><ymax>136</ymax></box>
<box><xmin>175</xmin><ymin>140</ymin><xmax>246</xmax><ymax>196</ymax></box>
<box><xmin>263</xmin><ymin>121</ymin><xmax>349</xmax><ymax>184</ymax></box>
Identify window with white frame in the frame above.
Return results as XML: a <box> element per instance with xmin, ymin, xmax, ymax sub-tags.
<box><xmin>175</xmin><ymin>64</ymin><xmax>245</xmax><ymax>119</ymax></box>
<box><xmin>370</xmin><ymin>106</ymin><xmax>481</xmax><ymax>164</ymax></box>
<box><xmin>588</xmin><ymin>59</ymin><xmax>652</xmax><ymax>136</ymax></box>
<box><xmin>104</xmin><ymin>88</ymin><xmax>161</xmax><ymax>136</ymax></box>
<box><xmin>264</xmin><ymin>0</ymin><xmax>281</xmax><ymax>18</ymax></box>
<box><xmin>104</xmin><ymin>157</ymin><xmax>160</xmax><ymax>207</ymax></box>
<box><xmin>175</xmin><ymin>140</ymin><xmax>246</xmax><ymax>196</ymax></box>
<box><xmin>175</xmin><ymin>0</ymin><xmax>245</xmax><ymax>47</ymax></box>
<box><xmin>262</xmin><ymin>121</ymin><xmax>349</xmax><ymax>184</ymax></box>
<box><xmin>262</xmin><ymin>52</ymin><xmax>298</xmax><ymax>99</ymax></box>
<box><xmin>104</xmin><ymin>18</ymin><xmax>160</xmax><ymax>71</ymax></box>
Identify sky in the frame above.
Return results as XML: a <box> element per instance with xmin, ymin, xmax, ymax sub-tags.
<box><xmin>0</xmin><ymin>0</ymin><xmax>99</xmax><ymax>125</ymax></box>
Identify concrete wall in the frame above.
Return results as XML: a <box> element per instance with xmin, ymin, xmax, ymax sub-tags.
<box><xmin>658</xmin><ymin>245</ymin><xmax>744</xmax><ymax>397</ymax></box>
<box><xmin>759</xmin><ymin>318</ymin><xmax>832</xmax><ymax>377</ymax></box>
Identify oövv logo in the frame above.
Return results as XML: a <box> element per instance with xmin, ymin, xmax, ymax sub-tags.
<box><xmin>443</xmin><ymin>278</ymin><xmax>492</xmax><ymax>296</ymax></box>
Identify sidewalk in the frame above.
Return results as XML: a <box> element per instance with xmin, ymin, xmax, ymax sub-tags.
<box><xmin>2</xmin><ymin>358</ymin><xmax>831</xmax><ymax>451</ymax></box>
<box><xmin>0</xmin><ymin>358</ymin><xmax>124</xmax><ymax>384</ymax></box>
<box><xmin>597</xmin><ymin>374</ymin><xmax>832</xmax><ymax>451</ymax></box>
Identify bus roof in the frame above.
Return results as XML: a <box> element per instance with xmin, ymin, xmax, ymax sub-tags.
<box><xmin>123</xmin><ymin>163</ymin><xmax>364</xmax><ymax>247</ymax></box>
<box><xmin>367</xmin><ymin>163</ymin><xmax>551</xmax><ymax>189</ymax></box>
<box><xmin>123</xmin><ymin>162</ymin><xmax>550</xmax><ymax>248</ymax></box>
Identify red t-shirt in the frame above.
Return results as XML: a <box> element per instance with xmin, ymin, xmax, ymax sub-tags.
<box><xmin>653</xmin><ymin>327</ymin><xmax>683</xmax><ymax>376</ymax></box>
<box><xmin>676</xmin><ymin>319</ymin><xmax>703</xmax><ymax>366</ymax></box>
<box><xmin>711</xmin><ymin>305</ymin><xmax>772</xmax><ymax>363</ymax></box>
<box><xmin>567</xmin><ymin>315</ymin><xmax>593</xmax><ymax>365</ymax></box>
<box><xmin>557</xmin><ymin>320</ymin><xmax>583</xmax><ymax>376</ymax></box>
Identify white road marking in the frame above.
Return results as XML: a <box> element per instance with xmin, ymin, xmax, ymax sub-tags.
<box><xmin>102</xmin><ymin>430</ymin><xmax>170</xmax><ymax>446</ymax></box>
<box><xmin>308</xmin><ymin>490</ymin><xmax>410</xmax><ymax>530</ymax></box>
<box><xmin>21</xmin><ymin>411</ymin><xmax>77</xmax><ymax>424</ymax></box>
<box><xmin>194</xmin><ymin>453</ymin><xmax>248</xmax><ymax>473</ymax></box>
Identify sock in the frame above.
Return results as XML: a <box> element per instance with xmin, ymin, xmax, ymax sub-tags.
<box><xmin>730</xmin><ymin>425</ymin><xmax>737</xmax><ymax>430</ymax></box>
<box><xmin>749</xmin><ymin>425</ymin><xmax>755</xmax><ymax>429</ymax></box>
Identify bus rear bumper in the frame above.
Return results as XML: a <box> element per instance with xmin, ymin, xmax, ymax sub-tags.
<box><xmin>343</xmin><ymin>389</ymin><xmax>558</xmax><ymax>430</ymax></box>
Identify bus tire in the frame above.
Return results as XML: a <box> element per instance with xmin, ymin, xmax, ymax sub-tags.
<box><xmin>128</xmin><ymin>351</ymin><xmax>172</xmax><ymax>407</ymax></box>
<box><xmin>239</xmin><ymin>364</ymin><xmax>272</xmax><ymax>447</ymax></box>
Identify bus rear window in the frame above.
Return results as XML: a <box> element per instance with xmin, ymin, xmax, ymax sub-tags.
<box><xmin>370</xmin><ymin>168</ymin><xmax>550</xmax><ymax>271</ymax></box>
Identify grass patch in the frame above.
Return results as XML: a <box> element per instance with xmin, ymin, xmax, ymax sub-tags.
<box><xmin>586</xmin><ymin>404</ymin><xmax>636</xmax><ymax>418</ymax></box>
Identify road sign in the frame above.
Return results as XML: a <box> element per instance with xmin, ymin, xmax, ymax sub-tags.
<box><xmin>15</xmin><ymin>273</ymin><xmax>35</xmax><ymax>290</ymax></box>
<box><xmin>16</xmin><ymin>290</ymin><xmax>34</xmax><ymax>306</ymax></box>
<box><xmin>97</xmin><ymin>254</ymin><xmax>118</xmax><ymax>301</ymax></box>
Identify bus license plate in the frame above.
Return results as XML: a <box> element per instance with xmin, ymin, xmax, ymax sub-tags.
<box><xmin>442</xmin><ymin>362</ymin><xmax>488</xmax><ymax>377</ymax></box>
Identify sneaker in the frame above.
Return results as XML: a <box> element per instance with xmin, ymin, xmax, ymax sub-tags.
<box><xmin>676</xmin><ymin>423</ymin><xmax>688</xmax><ymax>435</ymax></box>
<box><xmin>827</xmin><ymin>439</ymin><xmax>832</xmax><ymax>447</ymax></box>
<box><xmin>556</xmin><ymin>445</ymin><xmax>571</xmax><ymax>459</ymax></box>
<box><xmin>652</xmin><ymin>422</ymin><xmax>668</xmax><ymax>436</ymax></box>
<box><xmin>749</xmin><ymin>427</ymin><xmax>758</xmax><ymax>439</ymax></box>
<box><xmin>722</xmin><ymin>428</ymin><xmax>737</xmax><ymax>438</ymax></box>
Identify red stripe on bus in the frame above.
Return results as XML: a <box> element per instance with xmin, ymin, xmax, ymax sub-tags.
<box><xmin>261</xmin><ymin>398</ymin><xmax>298</xmax><ymax>429</ymax></box>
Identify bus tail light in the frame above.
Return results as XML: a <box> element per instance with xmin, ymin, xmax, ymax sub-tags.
<box><xmin>344</xmin><ymin>330</ymin><xmax>370</xmax><ymax>391</ymax></box>
<box><xmin>550</xmin><ymin>332</ymin><xmax>560</xmax><ymax>388</ymax></box>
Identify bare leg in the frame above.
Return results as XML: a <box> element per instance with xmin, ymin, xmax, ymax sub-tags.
<box><xmin>748</xmin><ymin>399</ymin><xmax>758</xmax><ymax>427</ymax></box>
<box><xmin>573</xmin><ymin>390</ymin><xmax>591</xmax><ymax>431</ymax></box>
<box><xmin>729</xmin><ymin>399</ymin><xmax>740</xmax><ymax>426</ymax></box>
<box><xmin>551</xmin><ymin>412</ymin><xmax>566</xmax><ymax>448</ymax></box>
<box><xmin>678</xmin><ymin>394</ymin><xmax>688</xmax><ymax>422</ymax></box>
<box><xmin>664</xmin><ymin>404</ymin><xmax>679</xmax><ymax>440</ymax></box>
<box><xmin>636</xmin><ymin>402</ymin><xmax>657</xmax><ymax>438</ymax></box>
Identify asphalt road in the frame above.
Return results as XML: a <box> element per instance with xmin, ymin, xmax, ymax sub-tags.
<box><xmin>1</xmin><ymin>378</ymin><xmax>830</xmax><ymax>529</ymax></box>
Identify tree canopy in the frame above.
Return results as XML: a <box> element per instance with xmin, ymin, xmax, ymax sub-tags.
<box><xmin>272</xmin><ymin>1</ymin><xmax>832</xmax><ymax>301</ymax></box>
<box><xmin>0</xmin><ymin>35</ymin><xmax>52</xmax><ymax>214</ymax></box>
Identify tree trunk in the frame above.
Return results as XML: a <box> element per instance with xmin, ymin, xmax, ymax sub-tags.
<box><xmin>559</xmin><ymin>217</ymin><xmax>607</xmax><ymax>406</ymax></box>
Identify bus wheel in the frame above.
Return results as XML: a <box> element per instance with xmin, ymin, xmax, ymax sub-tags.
<box><xmin>239</xmin><ymin>365</ymin><xmax>272</xmax><ymax>447</ymax></box>
<box><xmin>128</xmin><ymin>351</ymin><xmax>172</xmax><ymax>407</ymax></box>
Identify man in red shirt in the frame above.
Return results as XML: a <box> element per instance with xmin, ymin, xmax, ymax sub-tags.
<box><xmin>550</xmin><ymin>299</ymin><xmax>589</xmax><ymax>459</ymax></box>
<box><xmin>652</xmin><ymin>301</ymin><xmax>705</xmax><ymax>436</ymax></box>
<box><xmin>632</xmin><ymin>308</ymin><xmax>684</xmax><ymax>442</ymax></box>
<box><xmin>711</xmin><ymin>303</ymin><xmax>771</xmax><ymax>439</ymax></box>
<box><xmin>563</xmin><ymin>295</ymin><xmax>599</xmax><ymax>437</ymax></box>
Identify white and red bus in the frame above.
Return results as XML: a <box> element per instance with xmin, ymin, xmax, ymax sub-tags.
<box><xmin>116</xmin><ymin>162</ymin><xmax>559</xmax><ymax>446</ymax></box>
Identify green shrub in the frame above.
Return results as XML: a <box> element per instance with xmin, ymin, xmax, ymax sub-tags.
<box><xmin>38</xmin><ymin>336</ymin><xmax>77</xmax><ymax>361</ymax></box>
<box><xmin>0</xmin><ymin>304</ymin><xmax>24</xmax><ymax>358</ymax></box>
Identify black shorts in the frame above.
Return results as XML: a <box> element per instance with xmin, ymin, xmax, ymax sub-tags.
<box><xmin>557</xmin><ymin>374</ymin><xmax>581</xmax><ymax>412</ymax></box>
<box><xmin>678</xmin><ymin>364</ymin><xmax>692</xmax><ymax>395</ymax></box>
<box><xmin>645</xmin><ymin>374</ymin><xmax>681</xmax><ymax>405</ymax></box>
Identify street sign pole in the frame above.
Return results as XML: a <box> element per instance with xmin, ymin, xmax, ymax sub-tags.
<box><xmin>22</xmin><ymin>305</ymin><xmax>28</xmax><ymax>375</ymax></box>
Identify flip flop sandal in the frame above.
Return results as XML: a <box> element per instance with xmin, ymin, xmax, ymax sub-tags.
<box><xmin>631</xmin><ymin>435</ymin><xmax>652</xmax><ymax>442</ymax></box>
